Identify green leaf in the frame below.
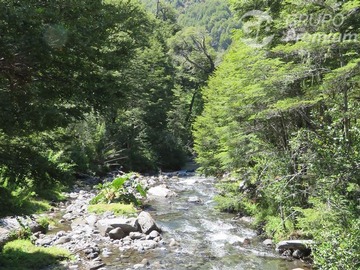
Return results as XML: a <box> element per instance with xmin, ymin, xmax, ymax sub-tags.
<box><xmin>136</xmin><ymin>184</ymin><xmax>147</xmax><ymax>197</ymax></box>
<box><xmin>111</xmin><ymin>176</ymin><xmax>127</xmax><ymax>190</ymax></box>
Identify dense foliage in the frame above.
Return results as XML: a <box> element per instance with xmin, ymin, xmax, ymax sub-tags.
<box><xmin>141</xmin><ymin>0</ymin><xmax>239</xmax><ymax>51</ymax></box>
<box><xmin>90</xmin><ymin>173</ymin><xmax>146</xmax><ymax>206</ymax></box>
<box><xmin>194</xmin><ymin>0</ymin><xmax>360</xmax><ymax>268</ymax></box>
<box><xmin>3</xmin><ymin>0</ymin><xmax>358</xmax><ymax>268</ymax></box>
<box><xmin>1</xmin><ymin>0</ymin><xmax>218</xmax><ymax>213</ymax></box>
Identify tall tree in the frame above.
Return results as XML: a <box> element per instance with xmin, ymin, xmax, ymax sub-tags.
<box><xmin>0</xmin><ymin>0</ymin><xmax>151</xmax><ymax>194</ymax></box>
<box><xmin>194</xmin><ymin>1</ymin><xmax>360</xmax><ymax>268</ymax></box>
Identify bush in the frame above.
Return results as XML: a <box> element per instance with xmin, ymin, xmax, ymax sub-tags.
<box><xmin>90</xmin><ymin>173</ymin><xmax>146</xmax><ymax>206</ymax></box>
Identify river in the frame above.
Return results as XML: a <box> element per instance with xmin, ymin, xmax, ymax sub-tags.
<box><xmin>103</xmin><ymin>175</ymin><xmax>310</xmax><ymax>270</ymax></box>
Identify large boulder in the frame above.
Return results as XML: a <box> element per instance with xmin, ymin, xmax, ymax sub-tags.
<box><xmin>0</xmin><ymin>216</ymin><xmax>45</xmax><ymax>246</ymax></box>
<box><xmin>136</xmin><ymin>211</ymin><xmax>161</xmax><ymax>234</ymax></box>
<box><xmin>276</xmin><ymin>239</ymin><xmax>314</xmax><ymax>254</ymax></box>
<box><xmin>0</xmin><ymin>228</ymin><xmax>13</xmax><ymax>250</ymax></box>
<box><xmin>0</xmin><ymin>216</ymin><xmax>43</xmax><ymax>232</ymax></box>
<box><xmin>97</xmin><ymin>217</ymin><xmax>139</xmax><ymax>236</ymax></box>
<box><xmin>147</xmin><ymin>185</ymin><xmax>176</xmax><ymax>198</ymax></box>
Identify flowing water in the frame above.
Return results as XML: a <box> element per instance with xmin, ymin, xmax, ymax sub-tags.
<box><xmin>104</xmin><ymin>175</ymin><xmax>310</xmax><ymax>270</ymax></box>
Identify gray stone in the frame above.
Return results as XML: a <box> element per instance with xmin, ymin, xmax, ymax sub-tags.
<box><xmin>129</xmin><ymin>232</ymin><xmax>145</xmax><ymax>240</ymax></box>
<box><xmin>148</xmin><ymin>230</ymin><xmax>160</xmax><ymax>239</ymax></box>
<box><xmin>276</xmin><ymin>240</ymin><xmax>314</xmax><ymax>253</ymax></box>
<box><xmin>55</xmin><ymin>236</ymin><xmax>72</xmax><ymax>245</ymax></box>
<box><xmin>0</xmin><ymin>228</ymin><xmax>13</xmax><ymax>249</ymax></box>
<box><xmin>97</xmin><ymin>223</ymin><xmax>114</xmax><ymax>237</ymax></box>
<box><xmin>71</xmin><ymin>217</ymin><xmax>87</xmax><ymax>230</ymax></box>
<box><xmin>188</xmin><ymin>196</ymin><xmax>202</xmax><ymax>204</ymax></box>
<box><xmin>169</xmin><ymin>239</ymin><xmax>179</xmax><ymax>247</ymax></box>
<box><xmin>292</xmin><ymin>249</ymin><xmax>304</xmax><ymax>259</ymax></box>
<box><xmin>137</xmin><ymin>211</ymin><xmax>161</xmax><ymax>234</ymax></box>
<box><xmin>36</xmin><ymin>236</ymin><xmax>53</xmax><ymax>246</ymax></box>
<box><xmin>136</xmin><ymin>240</ymin><xmax>157</xmax><ymax>250</ymax></box>
<box><xmin>86</xmin><ymin>215</ymin><xmax>98</xmax><ymax>227</ymax></box>
<box><xmin>263</xmin><ymin>239</ymin><xmax>274</xmax><ymax>247</ymax></box>
<box><xmin>147</xmin><ymin>185</ymin><xmax>176</xmax><ymax>198</ymax></box>
<box><xmin>1</xmin><ymin>217</ymin><xmax>44</xmax><ymax>234</ymax></box>
<box><xmin>151</xmin><ymin>261</ymin><xmax>162</xmax><ymax>269</ymax></box>
<box><xmin>87</xmin><ymin>252</ymin><xmax>99</xmax><ymax>259</ymax></box>
<box><xmin>153</xmin><ymin>236</ymin><xmax>161</xmax><ymax>242</ymax></box>
<box><xmin>56</xmin><ymin>231</ymin><xmax>66</xmax><ymax>237</ymax></box>
<box><xmin>62</xmin><ymin>213</ymin><xmax>75</xmax><ymax>220</ymax></box>
<box><xmin>109</xmin><ymin>227</ymin><xmax>126</xmax><ymax>240</ymax></box>
<box><xmin>239</xmin><ymin>216</ymin><xmax>255</xmax><ymax>224</ymax></box>
<box><xmin>88</xmin><ymin>262</ymin><xmax>105</xmax><ymax>270</ymax></box>
<box><xmin>243</xmin><ymin>238</ymin><xmax>251</xmax><ymax>245</ymax></box>
<box><xmin>97</xmin><ymin>218</ymin><xmax>139</xmax><ymax>236</ymax></box>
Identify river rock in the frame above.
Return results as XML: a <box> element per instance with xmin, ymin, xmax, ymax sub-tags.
<box><xmin>109</xmin><ymin>227</ymin><xmax>126</xmax><ymax>240</ymax></box>
<box><xmin>129</xmin><ymin>232</ymin><xmax>145</xmax><ymax>240</ymax></box>
<box><xmin>133</xmin><ymin>263</ymin><xmax>145</xmax><ymax>269</ymax></box>
<box><xmin>148</xmin><ymin>230</ymin><xmax>160</xmax><ymax>239</ymax></box>
<box><xmin>0</xmin><ymin>228</ymin><xmax>13</xmax><ymax>249</ymax></box>
<box><xmin>97</xmin><ymin>217</ymin><xmax>138</xmax><ymax>236</ymax></box>
<box><xmin>0</xmin><ymin>216</ymin><xmax>44</xmax><ymax>234</ymax></box>
<box><xmin>55</xmin><ymin>236</ymin><xmax>72</xmax><ymax>245</ymax></box>
<box><xmin>151</xmin><ymin>261</ymin><xmax>162</xmax><ymax>269</ymax></box>
<box><xmin>86</xmin><ymin>215</ymin><xmax>98</xmax><ymax>228</ymax></box>
<box><xmin>292</xmin><ymin>249</ymin><xmax>304</xmax><ymax>259</ymax></box>
<box><xmin>36</xmin><ymin>236</ymin><xmax>54</xmax><ymax>246</ymax></box>
<box><xmin>137</xmin><ymin>211</ymin><xmax>161</xmax><ymax>234</ymax></box>
<box><xmin>141</xmin><ymin>258</ymin><xmax>149</xmax><ymax>266</ymax></box>
<box><xmin>169</xmin><ymin>238</ymin><xmax>179</xmax><ymax>247</ymax></box>
<box><xmin>71</xmin><ymin>217</ymin><xmax>87</xmax><ymax>230</ymax></box>
<box><xmin>98</xmin><ymin>223</ymin><xmax>114</xmax><ymax>237</ymax></box>
<box><xmin>88</xmin><ymin>261</ymin><xmax>105</xmax><ymax>270</ymax></box>
<box><xmin>135</xmin><ymin>239</ymin><xmax>158</xmax><ymax>250</ymax></box>
<box><xmin>238</xmin><ymin>216</ymin><xmax>255</xmax><ymax>224</ymax></box>
<box><xmin>147</xmin><ymin>185</ymin><xmax>176</xmax><ymax>198</ymax></box>
<box><xmin>263</xmin><ymin>239</ymin><xmax>274</xmax><ymax>247</ymax></box>
<box><xmin>63</xmin><ymin>212</ymin><xmax>75</xmax><ymax>221</ymax></box>
<box><xmin>276</xmin><ymin>240</ymin><xmax>314</xmax><ymax>253</ymax></box>
<box><xmin>188</xmin><ymin>196</ymin><xmax>202</xmax><ymax>204</ymax></box>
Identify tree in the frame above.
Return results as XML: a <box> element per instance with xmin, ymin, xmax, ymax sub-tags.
<box><xmin>0</xmin><ymin>0</ymin><xmax>151</xmax><ymax>195</ymax></box>
<box><xmin>194</xmin><ymin>0</ymin><xmax>360</xmax><ymax>268</ymax></box>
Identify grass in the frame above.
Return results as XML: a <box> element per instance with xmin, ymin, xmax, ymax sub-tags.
<box><xmin>0</xmin><ymin>240</ymin><xmax>72</xmax><ymax>270</ymax></box>
<box><xmin>88</xmin><ymin>203</ymin><xmax>137</xmax><ymax>216</ymax></box>
<box><xmin>0</xmin><ymin>198</ymin><xmax>51</xmax><ymax>218</ymax></box>
<box><xmin>0</xmin><ymin>184</ymin><xmax>67</xmax><ymax>218</ymax></box>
